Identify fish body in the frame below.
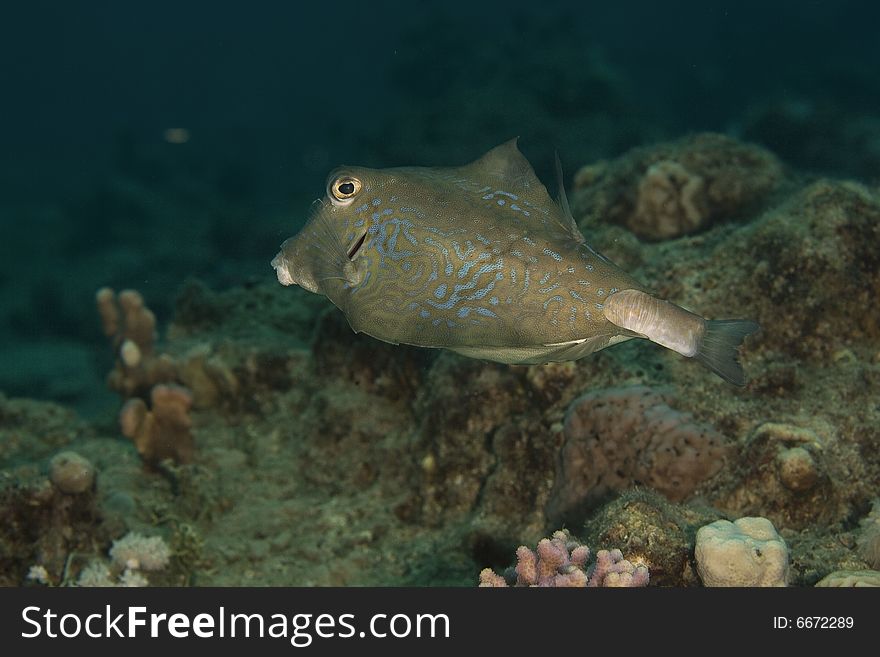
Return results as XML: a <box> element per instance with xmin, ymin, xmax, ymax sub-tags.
<box><xmin>272</xmin><ymin>140</ymin><xmax>758</xmax><ymax>384</ymax></box>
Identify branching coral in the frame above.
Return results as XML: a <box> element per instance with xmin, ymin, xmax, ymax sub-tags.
<box><xmin>479</xmin><ymin>529</ymin><xmax>649</xmax><ymax>587</ymax></box>
<box><xmin>97</xmin><ymin>287</ymin><xmax>244</xmax><ymax>466</ymax></box>
<box><xmin>97</xmin><ymin>286</ymin><xmax>239</xmax><ymax>412</ymax></box>
<box><xmin>119</xmin><ymin>384</ymin><xmax>194</xmax><ymax>466</ymax></box>
<box><xmin>547</xmin><ymin>386</ymin><xmax>728</xmax><ymax>521</ymax></box>
<box><xmin>99</xmin><ymin>289</ymin><xmax>195</xmax><ymax>466</ymax></box>
<box><xmin>96</xmin><ymin>288</ymin><xmax>177</xmax><ymax>398</ymax></box>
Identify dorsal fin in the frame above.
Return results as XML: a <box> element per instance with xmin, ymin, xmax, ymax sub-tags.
<box><xmin>458</xmin><ymin>139</ymin><xmax>585</xmax><ymax>240</ymax></box>
<box><xmin>554</xmin><ymin>151</ymin><xmax>585</xmax><ymax>244</ymax></box>
<box><xmin>461</xmin><ymin>138</ymin><xmax>544</xmax><ymax>192</ymax></box>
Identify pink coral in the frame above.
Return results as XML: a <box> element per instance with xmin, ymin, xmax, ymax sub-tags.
<box><xmin>479</xmin><ymin>529</ymin><xmax>649</xmax><ymax>588</ymax></box>
<box><xmin>589</xmin><ymin>549</ymin><xmax>650</xmax><ymax>587</ymax></box>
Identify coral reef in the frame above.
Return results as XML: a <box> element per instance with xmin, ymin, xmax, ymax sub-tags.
<box><xmin>572</xmin><ymin>133</ymin><xmax>785</xmax><ymax>240</ymax></box>
<box><xmin>695</xmin><ymin>517</ymin><xmax>789</xmax><ymax>587</ymax></box>
<box><xmin>59</xmin><ymin>156</ymin><xmax>878</xmax><ymax>586</ymax></box>
<box><xmin>3</xmin><ymin>131</ymin><xmax>879</xmax><ymax>588</ymax></box>
<box><xmin>547</xmin><ymin>386</ymin><xmax>729</xmax><ymax>522</ymax></box>
<box><xmin>588</xmin><ymin>547</ymin><xmax>650</xmax><ymax>588</ymax></box>
<box><xmin>478</xmin><ymin>529</ymin><xmax>648</xmax><ymax>587</ymax></box>
<box><xmin>633</xmin><ymin>160</ymin><xmax>706</xmax><ymax>239</ymax></box>
<box><xmin>117</xmin><ymin>280</ymin><xmax>332</xmax><ymax>416</ymax></box>
<box><xmin>746</xmin><ymin>181</ymin><xmax>880</xmax><ymax>357</ymax></box>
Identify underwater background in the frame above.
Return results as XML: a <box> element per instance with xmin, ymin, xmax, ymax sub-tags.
<box><xmin>1</xmin><ymin>0</ymin><xmax>879</xmax><ymax>586</ymax></box>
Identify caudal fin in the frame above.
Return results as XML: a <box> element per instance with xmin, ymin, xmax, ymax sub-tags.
<box><xmin>695</xmin><ymin>320</ymin><xmax>760</xmax><ymax>386</ymax></box>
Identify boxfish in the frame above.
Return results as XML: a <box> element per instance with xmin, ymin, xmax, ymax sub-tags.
<box><xmin>272</xmin><ymin>140</ymin><xmax>758</xmax><ymax>385</ymax></box>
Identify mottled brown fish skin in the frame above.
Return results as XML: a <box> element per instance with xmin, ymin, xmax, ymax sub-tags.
<box><xmin>273</xmin><ymin>140</ymin><xmax>758</xmax><ymax>382</ymax></box>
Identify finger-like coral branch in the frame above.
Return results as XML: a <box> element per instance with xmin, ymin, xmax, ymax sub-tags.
<box><xmin>479</xmin><ymin>529</ymin><xmax>649</xmax><ymax>588</ymax></box>
<box><xmin>96</xmin><ymin>288</ymin><xmax>176</xmax><ymax>398</ymax></box>
<box><xmin>119</xmin><ymin>384</ymin><xmax>194</xmax><ymax>466</ymax></box>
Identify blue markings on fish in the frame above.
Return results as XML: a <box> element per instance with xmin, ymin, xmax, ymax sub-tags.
<box><xmin>272</xmin><ymin>140</ymin><xmax>759</xmax><ymax>385</ymax></box>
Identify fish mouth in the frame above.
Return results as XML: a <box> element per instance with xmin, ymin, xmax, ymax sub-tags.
<box><xmin>271</xmin><ymin>250</ymin><xmax>295</xmax><ymax>286</ymax></box>
<box><xmin>347</xmin><ymin>231</ymin><xmax>367</xmax><ymax>260</ymax></box>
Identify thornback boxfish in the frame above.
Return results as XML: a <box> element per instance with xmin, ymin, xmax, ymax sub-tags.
<box><xmin>272</xmin><ymin>140</ymin><xmax>759</xmax><ymax>385</ymax></box>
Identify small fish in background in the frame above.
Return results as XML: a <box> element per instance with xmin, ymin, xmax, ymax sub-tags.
<box><xmin>272</xmin><ymin>140</ymin><xmax>758</xmax><ymax>385</ymax></box>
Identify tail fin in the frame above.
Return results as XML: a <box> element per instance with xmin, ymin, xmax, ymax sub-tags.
<box><xmin>695</xmin><ymin>320</ymin><xmax>760</xmax><ymax>386</ymax></box>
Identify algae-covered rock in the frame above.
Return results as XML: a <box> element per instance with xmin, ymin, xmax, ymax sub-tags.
<box><xmin>714</xmin><ymin>421</ymin><xmax>869</xmax><ymax>532</ymax></box>
<box><xmin>857</xmin><ymin>499</ymin><xmax>880</xmax><ymax>570</ymax></box>
<box><xmin>582</xmin><ymin>489</ymin><xmax>717</xmax><ymax>587</ymax></box>
<box><xmin>0</xmin><ymin>395</ymin><xmax>85</xmax><ymax>470</ymax></box>
<box><xmin>572</xmin><ymin>133</ymin><xmax>785</xmax><ymax>240</ymax></box>
<box><xmin>0</xmin><ymin>477</ymin><xmax>105</xmax><ymax>585</ymax></box>
<box><xmin>645</xmin><ymin>179</ymin><xmax>880</xmax><ymax>361</ymax></box>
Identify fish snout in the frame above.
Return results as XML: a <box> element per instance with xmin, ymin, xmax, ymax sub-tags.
<box><xmin>271</xmin><ymin>237</ymin><xmax>321</xmax><ymax>292</ymax></box>
<box><xmin>271</xmin><ymin>246</ymin><xmax>296</xmax><ymax>286</ymax></box>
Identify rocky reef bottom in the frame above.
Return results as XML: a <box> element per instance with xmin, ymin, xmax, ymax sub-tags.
<box><xmin>2</xmin><ymin>133</ymin><xmax>879</xmax><ymax>587</ymax></box>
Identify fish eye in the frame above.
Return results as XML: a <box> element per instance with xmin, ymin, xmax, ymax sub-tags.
<box><xmin>330</xmin><ymin>176</ymin><xmax>362</xmax><ymax>201</ymax></box>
